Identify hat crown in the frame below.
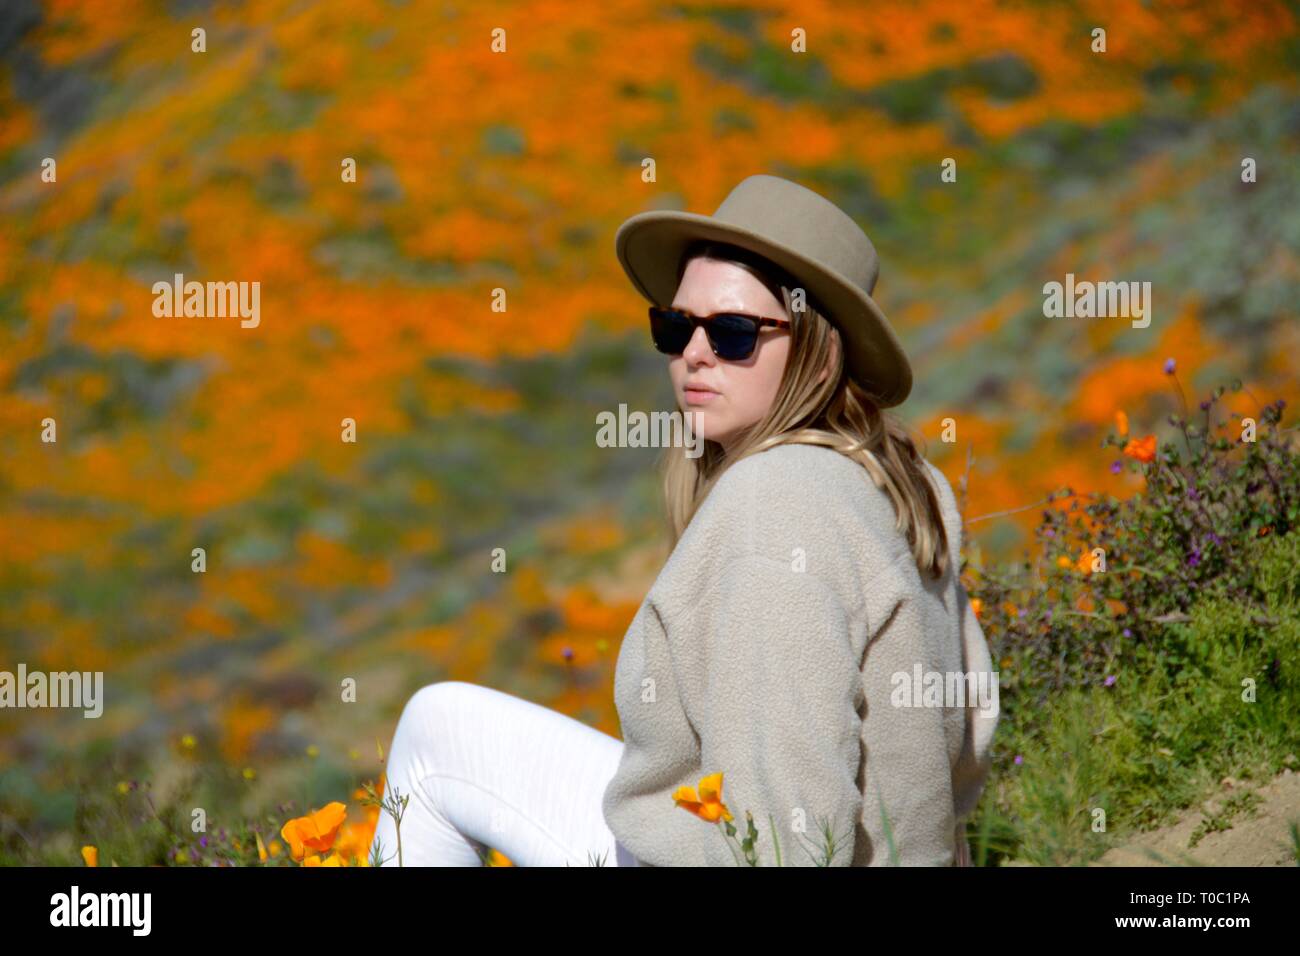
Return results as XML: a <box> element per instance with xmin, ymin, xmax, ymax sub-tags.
<box><xmin>709</xmin><ymin>174</ymin><xmax>880</xmax><ymax>296</ymax></box>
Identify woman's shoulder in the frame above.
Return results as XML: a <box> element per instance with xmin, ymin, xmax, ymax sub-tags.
<box><xmin>651</xmin><ymin>442</ymin><xmax>944</xmax><ymax>630</ymax></box>
<box><xmin>704</xmin><ymin>443</ymin><xmax>911</xmax><ymax>576</ymax></box>
<box><xmin>731</xmin><ymin>442</ymin><xmax>902</xmax><ymax>530</ymax></box>
<box><xmin>660</xmin><ymin>443</ymin><xmax>863</xmax><ymax>568</ymax></box>
<box><xmin>717</xmin><ymin>441</ymin><xmax>878</xmax><ymax>505</ymax></box>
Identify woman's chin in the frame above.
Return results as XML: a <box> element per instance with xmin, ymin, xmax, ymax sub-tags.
<box><xmin>681</xmin><ymin>406</ymin><xmax>720</xmax><ymax>437</ymax></box>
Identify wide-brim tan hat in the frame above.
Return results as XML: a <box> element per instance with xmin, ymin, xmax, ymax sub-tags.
<box><xmin>614</xmin><ymin>173</ymin><xmax>912</xmax><ymax>407</ymax></box>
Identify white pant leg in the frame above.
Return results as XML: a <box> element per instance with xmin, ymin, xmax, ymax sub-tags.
<box><xmin>369</xmin><ymin>680</ymin><xmax>639</xmax><ymax>866</ymax></box>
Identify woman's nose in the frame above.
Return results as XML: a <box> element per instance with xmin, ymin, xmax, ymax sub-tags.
<box><xmin>682</xmin><ymin>324</ymin><xmax>714</xmax><ymax>364</ymax></box>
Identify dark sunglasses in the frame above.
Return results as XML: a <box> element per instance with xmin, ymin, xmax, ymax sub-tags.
<box><xmin>648</xmin><ymin>306</ymin><xmax>791</xmax><ymax>361</ymax></box>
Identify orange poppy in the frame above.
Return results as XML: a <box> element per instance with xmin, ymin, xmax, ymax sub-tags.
<box><xmin>1122</xmin><ymin>435</ymin><xmax>1157</xmax><ymax>463</ymax></box>
<box><xmin>672</xmin><ymin>772</ymin><xmax>733</xmax><ymax>823</ymax></box>
<box><xmin>281</xmin><ymin>802</ymin><xmax>348</xmax><ymax>861</ymax></box>
<box><xmin>303</xmin><ymin>852</ymin><xmax>346</xmax><ymax>867</ymax></box>
<box><xmin>1114</xmin><ymin>410</ymin><xmax>1129</xmax><ymax>437</ymax></box>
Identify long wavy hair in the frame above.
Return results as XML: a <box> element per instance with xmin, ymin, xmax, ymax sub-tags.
<box><xmin>659</xmin><ymin>239</ymin><xmax>950</xmax><ymax>581</ymax></box>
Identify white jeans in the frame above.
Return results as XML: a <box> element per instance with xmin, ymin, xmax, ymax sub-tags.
<box><xmin>368</xmin><ymin>680</ymin><xmax>641</xmax><ymax>866</ymax></box>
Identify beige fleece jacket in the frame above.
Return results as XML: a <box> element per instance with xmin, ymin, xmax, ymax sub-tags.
<box><xmin>601</xmin><ymin>441</ymin><xmax>999</xmax><ymax>866</ymax></box>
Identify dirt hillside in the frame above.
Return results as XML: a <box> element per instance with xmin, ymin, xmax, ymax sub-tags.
<box><xmin>1092</xmin><ymin>768</ymin><xmax>1300</xmax><ymax>867</ymax></box>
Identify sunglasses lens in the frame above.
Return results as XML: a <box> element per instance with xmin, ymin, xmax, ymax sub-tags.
<box><xmin>706</xmin><ymin>313</ymin><xmax>759</xmax><ymax>360</ymax></box>
<box><xmin>649</xmin><ymin>308</ymin><xmax>693</xmax><ymax>354</ymax></box>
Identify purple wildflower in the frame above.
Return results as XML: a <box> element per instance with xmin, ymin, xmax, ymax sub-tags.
<box><xmin>1104</xmin><ymin>674</ymin><xmax>1116</xmax><ymax>687</ymax></box>
<box><xmin>1014</xmin><ymin>755</ymin><xmax>1023</xmax><ymax>766</ymax></box>
<box><xmin>1200</xmin><ymin>400</ymin><xmax>1210</xmax><ymax>411</ymax></box>
<box><xmin>1110</xmin><ymin>460</ymin><xmax>1122</xmax><ymax>474</ymax></box>
<box><xmin>1187</xmin><ymin>547</ymin><xmax>1201</xmax><ymax>568</ymax></box>
<box><xmin>1208</xmin><ymin>532</ymin><xmax>1222</xmax><ymax>546</ymax></box>
<box><xmin>561</xmin><ymin>646</ymin><xmax>573</xmax><ymax>662</ymax></box>
<box><xmin>1187</xmin><ymin>485</ymin><xmax>1199</xmax><ymax>500</ymax></box>
<box><xmin>1123</xmin><ymin>628</ymin><xmax>1132</xmax><ymax>638</ymax></box>
<box><xmin>1163</xmin><ymin>357</ymin><xmax>1176</xmax><ymax>375</ymax></box>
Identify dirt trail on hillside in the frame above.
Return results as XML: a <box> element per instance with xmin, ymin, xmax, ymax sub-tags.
<box><xmin>1092</xmin><ymin>768</ymin><xmax>1300</xmax><ymax>866</ymax></box>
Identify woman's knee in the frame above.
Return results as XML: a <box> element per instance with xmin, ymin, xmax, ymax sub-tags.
<box><xmin>400</xmin><ymin>679</ymin><xmax>481</xmax><ymax>724</ymax></box>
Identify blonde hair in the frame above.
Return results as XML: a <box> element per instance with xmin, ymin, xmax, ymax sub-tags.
<box><xmin>659</xmin><ymin>240</ymin><xmax>950</xmax><ymax>581</ymax></box>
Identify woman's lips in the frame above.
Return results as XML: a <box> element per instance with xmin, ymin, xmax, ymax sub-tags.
<box><xmin>683</xmin><ymin>385</ymin><xmax>719</xmax><ymax>405</ymax></box>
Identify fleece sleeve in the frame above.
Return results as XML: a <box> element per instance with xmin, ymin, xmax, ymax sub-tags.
<box><xmin>674</xmin><ymin>552</ymin><xmax>864</xmax><ymax>867</ymax></box>
<box><xmin>922</xmin><ymin>460</ymin><xmax>999</xmax><ymax>824</ymax></box>
<box><xmin>950</xmin><ymin>579</ymin><xmax>999</xmax><ymax>821</ymax></box>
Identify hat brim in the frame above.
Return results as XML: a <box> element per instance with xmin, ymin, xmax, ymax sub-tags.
<box><xmin>615</xmin><ymin>209</ymin><xmax>912</xmax><ymax>407</ymax></box>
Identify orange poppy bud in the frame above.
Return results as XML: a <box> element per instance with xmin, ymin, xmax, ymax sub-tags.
<box><xmin>1114</xmin><ymin>410</ymin><xmax>1129</xmax><ymax>437</ymax></box>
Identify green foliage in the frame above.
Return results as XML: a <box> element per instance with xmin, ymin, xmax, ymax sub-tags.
<box><xmin>965</xmin><ymin>384</ymin><xmax>1300</xmax><ymax>863</ymax></box>
<box><xmin>975</xmin><ymin>383</ymin><xmax>1296</xmax><ymax>716</ymax></box>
